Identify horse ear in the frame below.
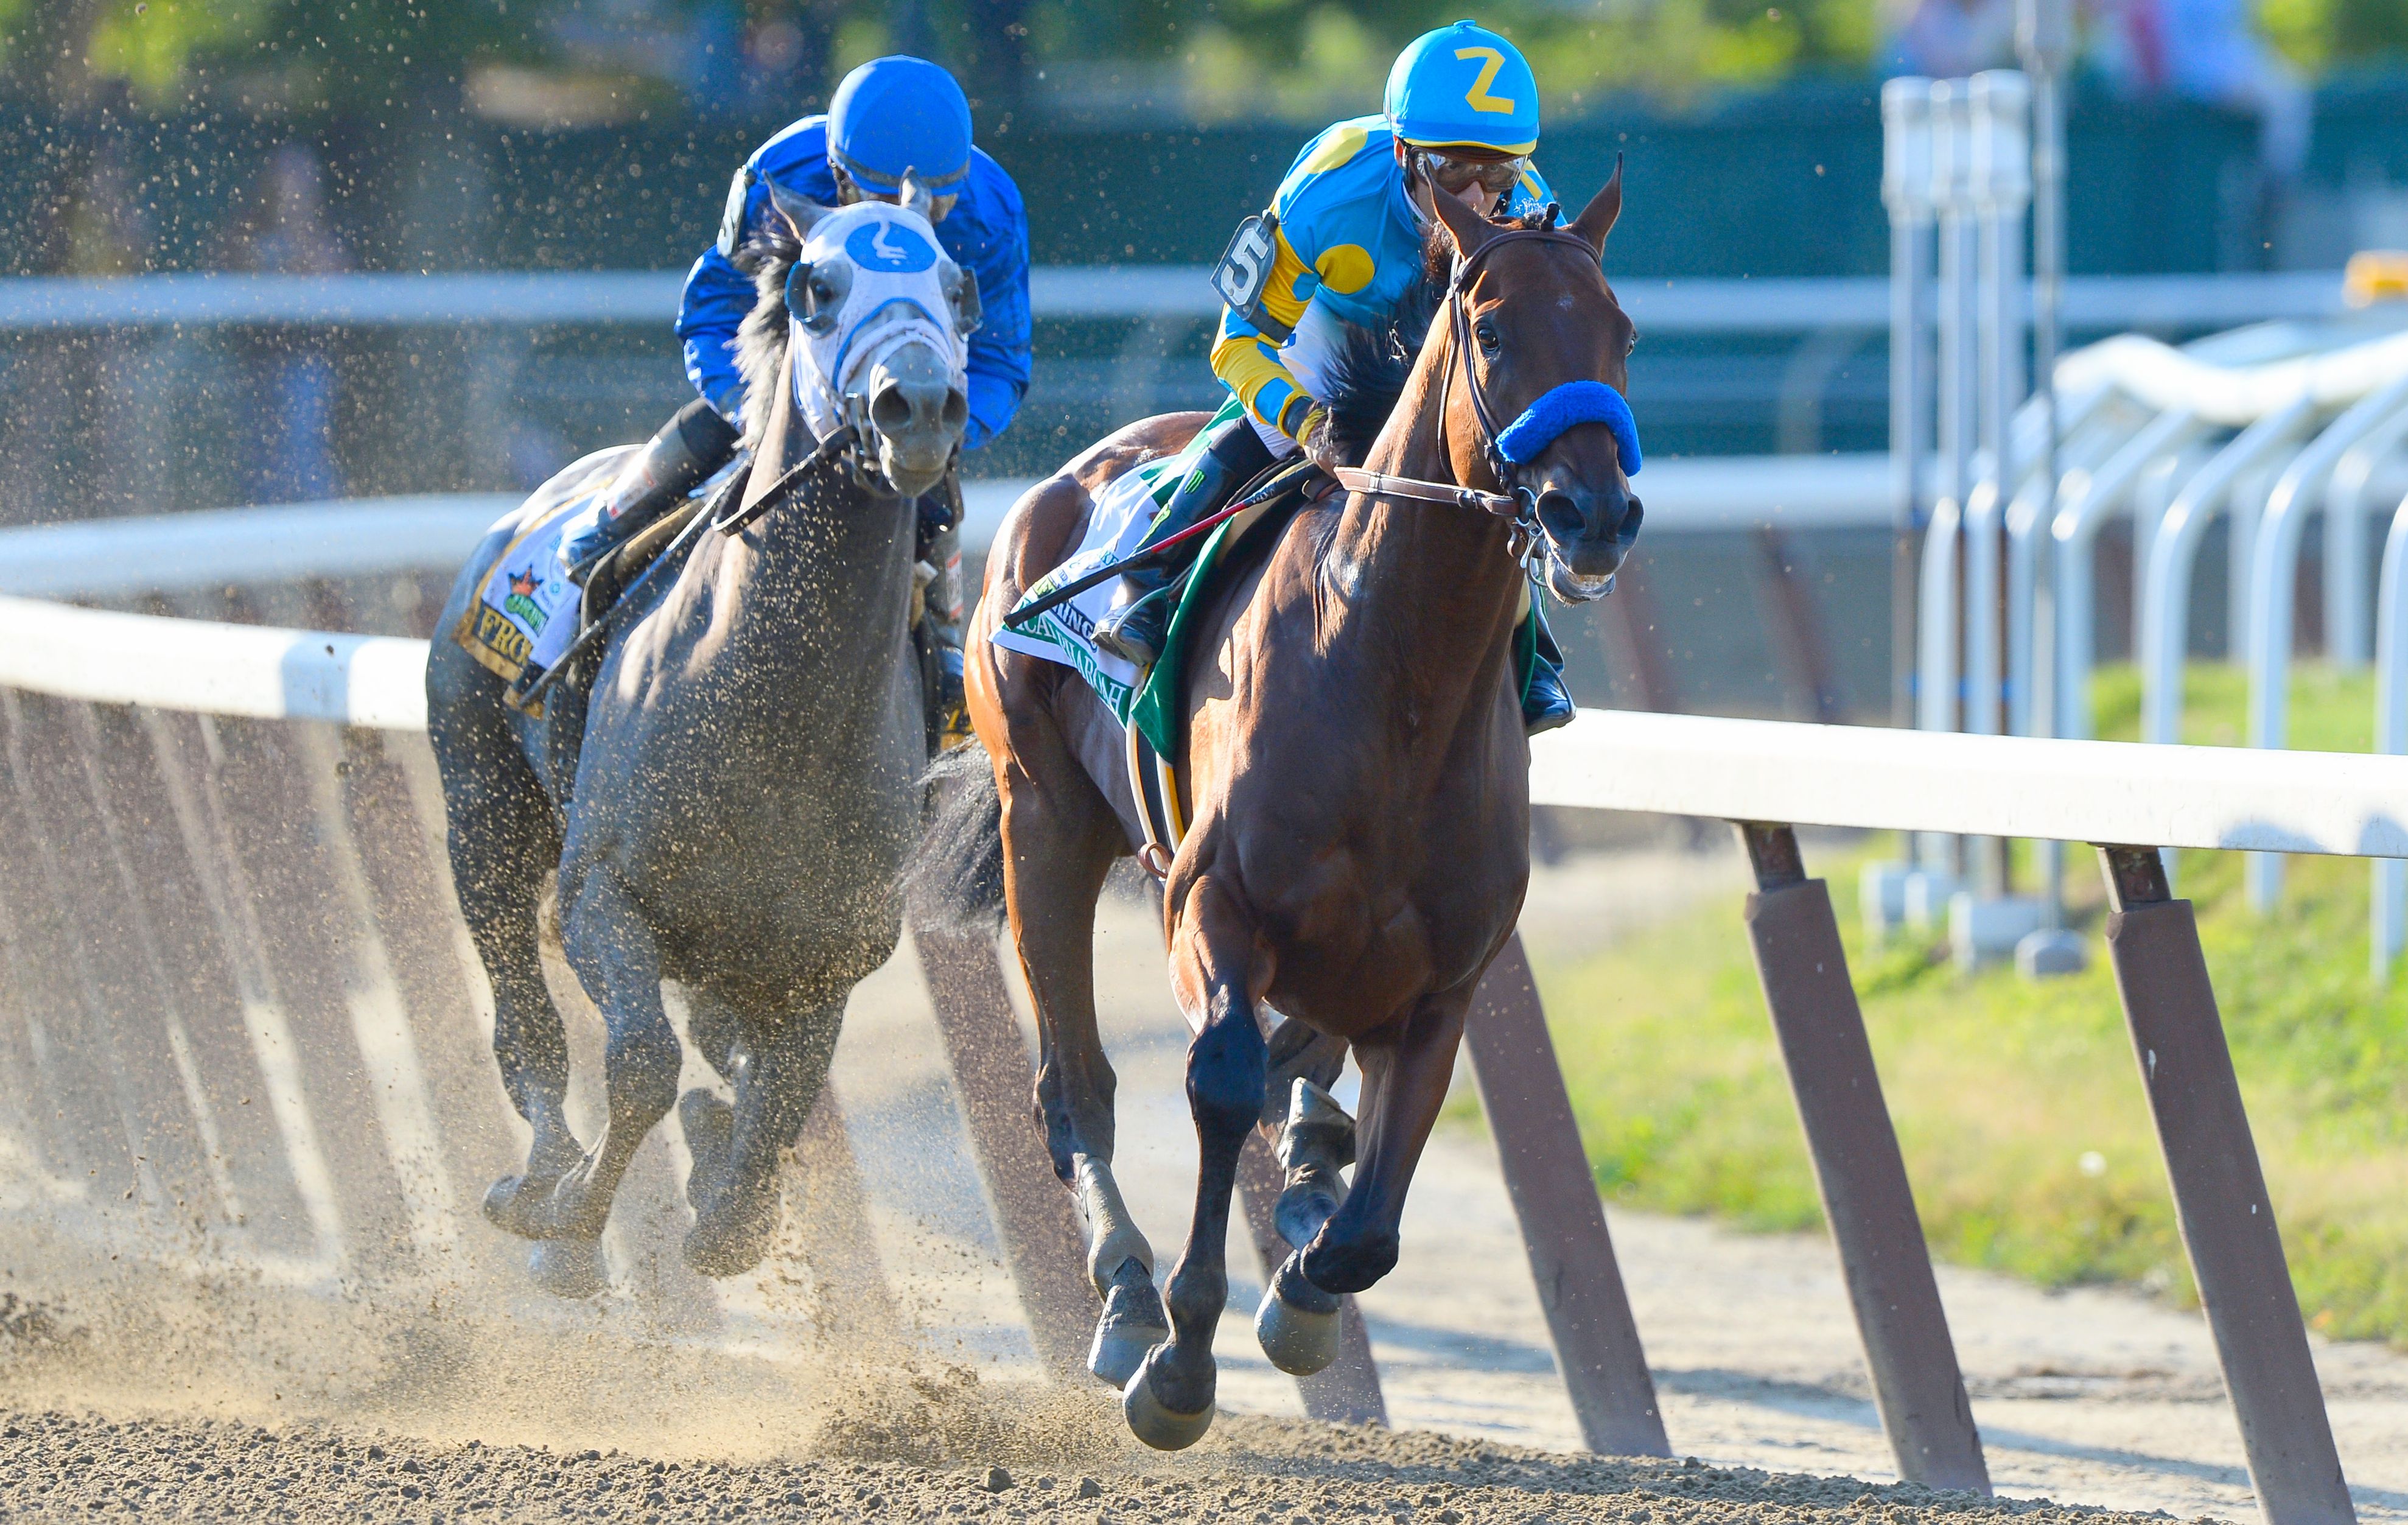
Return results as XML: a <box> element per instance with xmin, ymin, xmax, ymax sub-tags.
<box><xmin>1570</xmin><ymin>155</ymin><xmax>1623</xmax><ymax>255</ymax></box>
<box><xmin>1430</xmin><ymin>181</ymin><xmax>1497</xmax><ymax>264</ymax></box>
<box><xmin>898</xmin><ymin>169</ymin><xmax>936</xmax><ymax>222</ymax></box>
<box><xmin>764</xmin><ymin>175</ymin><xmax>833</xmax><ymax>240</ymax></box>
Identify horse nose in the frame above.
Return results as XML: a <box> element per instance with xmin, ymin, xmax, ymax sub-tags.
<box><xmin>1533</xmin><ymin>487</ymin><xmax>1598</xmax><ymax>545</ymax></box>
<box><xmin>870</xmin><ymin>374</ymin><xmax>966</xmax><ymax>440</ymax></box>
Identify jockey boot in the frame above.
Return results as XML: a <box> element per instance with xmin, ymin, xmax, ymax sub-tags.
<box><xmin>562</xmin><ymin>398</ymin><xmax>741</xmax><ymax>582</ymax></box>
<box><xmin>1522</xmin><ymin>605</ymin><xmax>1577</xmax><ymax>735</ymax></box>
<box><xmin>1091</xmin><ymin>415</ymin><xmax>1275</xmax><ymax>668</ymax></box>
<box><xmin>916</xmin><ymin>479</ymin><xmax>972</xmax><ymax>749</ymax></box>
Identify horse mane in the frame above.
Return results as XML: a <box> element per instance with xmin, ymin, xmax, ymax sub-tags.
<box><xmin>1312</xmin><ymin>206</ymin><xmax>1553</xmax><ymax>466</ymax></box>
<box><xmin>732</xmin><ymin>223</ymin><xmax>800</xmax><ymax>450</ymax></box>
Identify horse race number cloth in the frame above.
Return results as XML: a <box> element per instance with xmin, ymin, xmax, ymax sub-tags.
<box><xmin>992</xmin><ymin>399</ymin><xmax>1239</xmax><ymax>738</ymax></box>
<box><xmin>455</xmin><ymin>450</ymin><xmax>620</xmax><ymax>689</ymax></box>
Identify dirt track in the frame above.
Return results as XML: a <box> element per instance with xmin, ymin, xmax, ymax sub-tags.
<box><xmin>2</xmin><ymin>848</ymin><xmax>2399</xmax><ymax>1520</ymax></box>
<box><xmin>0</xmin><ymin>1404</ymin><xmax>2183</xmax><ymax>1524</ymax></box>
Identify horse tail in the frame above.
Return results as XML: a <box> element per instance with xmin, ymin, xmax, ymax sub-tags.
<box><xmin>907</xmin><ymin>744</ymin><xmax>1005</xmax><ymax>934</ymax></box>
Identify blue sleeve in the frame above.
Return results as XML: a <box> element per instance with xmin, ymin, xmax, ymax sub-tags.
<box><xmin>676</xmin><ymin>237</ymin><xmax>758</xmax><ymax>420</ymax></box>
<box><xmin>674</xmin><ymin>119</ymin><xmax>835</xmax><ymax>421</ymax></box>
<box><xmin>959</xmin><ymin>157</ymin><xmax>1031</xmax><ymax>454</ymax></box>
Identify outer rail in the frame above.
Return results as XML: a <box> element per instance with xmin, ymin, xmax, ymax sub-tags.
<box><xmin>0</xmin><ymin>503</ymin><xmax>2366</xmax><ymax>1510</ymax></box>
<box><xmin>1530</xmin><ymin>708</ymin><xmax>2408</xmax><ymax>858</ymax></box>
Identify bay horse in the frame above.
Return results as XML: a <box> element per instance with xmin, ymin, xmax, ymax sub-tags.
<box><xmin>921</xmin><ymin>174</ymin><xmax>1638</xmax><ymax>1445</ymax></box>
<box><xmin>426</xmin><ymin>180</ymin><xmax>978</xmax><ymax>1295</ymax></box>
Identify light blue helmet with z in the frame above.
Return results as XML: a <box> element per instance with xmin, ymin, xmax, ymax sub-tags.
<box><xmin>1384</xmin><ymin>19</ymin><xmax>1540</xmax><ymax>157</ymax></box>
<box><xmin>828</xmin><ymin>55</ymin><xmax>973</xmax><ymax>192</ymax></box>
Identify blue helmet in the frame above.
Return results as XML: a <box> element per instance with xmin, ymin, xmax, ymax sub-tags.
<box><xmin>828</xmin><ymin>55</ymin><xmax>973</xmax><ymax>192</ymax></box>
<box><xmin>1384</xmin><ymin>21</ymin><xmax>1539</xmax><ymax>158</ymax></box>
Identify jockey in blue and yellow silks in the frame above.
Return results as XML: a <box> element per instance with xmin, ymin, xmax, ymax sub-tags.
<box><xmin>1089</xmin><ymin>19</ymin><xmax>1581</xmax><ymax>733</ymax></box>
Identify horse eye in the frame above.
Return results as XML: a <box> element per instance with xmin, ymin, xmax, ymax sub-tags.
<box><xmin>1475</xmin><ymin>321</ymin><xmax>1500</xmax><ymax>354</ymax></box>
<box><xmin>1626</xmin><ymin>332</ymin><xmax>1639</xmax><ymax>356</ymax></box>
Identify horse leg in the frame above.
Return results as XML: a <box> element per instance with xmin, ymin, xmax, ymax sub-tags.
<box><xmin>675</xmin><ymin>986</ymin><xmax>743</xmax><ymax>1204</ymax></box>
<box><xmin>429</xmin><ymin>693</ymin><xmax>584</xmax><ymax>1243</ymax></box>
<box><xmin>684</xmin><ymin>993</ymin><xmax>841</xmax><ymax>1278</ymax></box>
<box><xmin>1296</xmin><ymin>994</ymin><xmax>1470</xmax><ymax>1297</ymax></box>
<box><xmin>996</xmin><ymin>752</ymin><xmax>1166</xmax><ymax>1386</ymax></box>
<box><xmin>527</xmin><ymin>870</ymin><xmax>682</xmax><ymax>1244</ymax></box>
<box><xmin>1261</xmin><ymin>1019</ymin><xmax>1352</xmax><ymax>1247</ymax></box>
<box><xmin>1124</xmin><ymin>875</ymin><xmax>1265</xmax><ymax>1450</ymax></box>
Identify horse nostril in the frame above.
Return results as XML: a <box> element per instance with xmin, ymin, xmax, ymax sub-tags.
<box><xmin>1534</xmin><ymin>489</ymin><xmax>1586</xmax><ymax>545</ymax></box>
<box><xmin>870</xmin><ymin>382</ymin><xmax>912</xmax><ymax>436</ymax></box>
<box><xmin>942</xmin><ymin>389</ymin><xmax>968</xmax><ymax>431</ymax></box>
<box><xmin>1620</xmin><ymin>496</ymin><xmax>1643</xmax><ymax>541</ymax></box>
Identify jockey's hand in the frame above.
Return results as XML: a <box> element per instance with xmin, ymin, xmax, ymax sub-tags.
<box><xmin>1297</xmin><ymin>404</ymin><xmax>1346</xmax><ymax>472</ymax></box>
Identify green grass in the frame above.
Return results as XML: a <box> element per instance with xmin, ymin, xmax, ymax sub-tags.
<box><xmin>1511</xmin><ymin>662</ymin><xmax>2408</xmax><ymax>1347</ymax></box>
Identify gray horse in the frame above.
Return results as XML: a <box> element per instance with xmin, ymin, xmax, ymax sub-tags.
<box><xmin>427</xmin><ymin>180</ymin><xmax>977</xmax><ymax>1294</ymax></box>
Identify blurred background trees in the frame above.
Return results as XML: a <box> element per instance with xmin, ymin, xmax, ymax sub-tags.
<box><xmin>4</xmin><ymin>0</ymin><xmax>2402</xmax><ymax>122</ymax></box>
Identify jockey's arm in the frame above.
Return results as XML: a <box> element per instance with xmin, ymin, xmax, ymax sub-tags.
<box><xmin>1208</xmin><ymin>218</ymin><xmax>1318</xmax><ymax>443</ymax></box>
<box><xmin>676</xmin><ymin>240</ymin><xmax>755</xmax><ymax>424</ymax></box>
<box><xmin>957</xmin><ymin>153</ymin><xmax>1032</xmax><ymax>454</ymax></box>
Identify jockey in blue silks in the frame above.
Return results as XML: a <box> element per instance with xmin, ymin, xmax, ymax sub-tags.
<box><xmin>568</xmin><ymin>55</ymin><xmax>1032</xmax><ymax>743</ymax></box>
<box><xmin>1088</xmin><ymin>21</ymin><xmax>1590</xmax><ymax>734</ymax></box>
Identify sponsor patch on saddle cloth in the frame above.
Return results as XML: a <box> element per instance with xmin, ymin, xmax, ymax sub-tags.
<box><xmin>455</xmin><ymin>489</ymin><xmax>592</xmax><ymax>695</ymax></box>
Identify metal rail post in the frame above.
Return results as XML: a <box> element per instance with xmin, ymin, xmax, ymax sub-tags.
<box><xmin>1734</xmin><ymin>822</ymin><xmax>1990</xmax><ymax>1492</ymax></box>
<box><xmin>2095</xmin><ymin>846</ymin><xmax>2356</xmax><ymax>1525</ymax></box>
<box><xmin>914</xmin><ymin>926</ymin><xmax>1097</xmax><ymax>1381</ymax></box>
<box><xmin>1883</xmin><ymin>77</ymin><xmax>1936</xmax><ymax>731</ymax></box>
<box><xmin>1463</xmin><ymin>934</ymin><xmax>1670</xmax><ymax>1457</ymax></box>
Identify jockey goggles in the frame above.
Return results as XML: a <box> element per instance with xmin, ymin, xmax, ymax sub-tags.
<box><xmin>1413</xmin><ymin>147</ymin><xmax>1527</xmax><ymax>198</ymax></box>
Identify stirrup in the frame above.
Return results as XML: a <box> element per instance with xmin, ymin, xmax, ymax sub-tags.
<box><xmin>1093</xmin><ymin>581</ymin><xmax>1180</xmax><ymax>668</ymax></box>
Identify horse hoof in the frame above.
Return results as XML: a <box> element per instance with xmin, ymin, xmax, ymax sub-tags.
<box><xmin>683</xmin><ymin>1199</ymin><xmax>775</xmax><ymax>1279</ymax></box>
<box><xmin>1088</xmin><ymin>1261</ymin><xmax>1169</xmax><ymax>1386</ymax></box>
<box><xmin>483</xmin><ymin>1174</ymin><xmax>530</xmax><ymax>1234</ymax></box>
<box><xmin>483</xmin><ymin>1173</ymin><xmax>556</xmax><ymax>1239</ymax></box>
<box><xmin>1254</xmin><ymin>1264</ymin><xmax>1342</xmax><ymax>1376</ymax></box>
<box><xmin>1121</xmin><ymin>1353</ymin><xmax>1214</xmax><ymax>1451</ymax></box>
<box><xmin>528</xmin><ymin>1237</ymin><xmax>607</xmax><ymax>1299</ymax></box>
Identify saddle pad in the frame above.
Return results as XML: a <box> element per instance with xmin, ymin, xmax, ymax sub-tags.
<box><xmin>990</xmin><ymin>399</ymin><xmax>1241</xmax><ymax>725</ymax></box>
<box><xmin>455</xmin><ymin>455</ymin><xmax>617</xmax><ymax>687</ymax></box>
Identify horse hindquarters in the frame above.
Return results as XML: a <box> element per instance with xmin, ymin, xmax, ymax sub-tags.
<box><xmin>978</xmin><ymin>674</ymin><xmax>1172</xmax><ymax>1386</ymax></box>
<box><xmin>422</xmin><ymin>635</ymin><xmax>587</xmax><ymax>1263</ymax></box>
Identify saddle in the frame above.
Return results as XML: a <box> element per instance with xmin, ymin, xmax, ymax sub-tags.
<box><xmin>575</xmin><ymin>492</ymin><xmax>710</xmax><ymax>653</ymax></box>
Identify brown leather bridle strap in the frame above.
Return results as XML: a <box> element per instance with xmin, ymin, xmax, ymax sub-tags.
<box><xmin>1329</xmin><ymin>465</ymin><xmax>1517</xmax><ymax>517</ymax></box>
<box><xmin>1329</xmin><ymin>224</ymin><xmax>1601</xmax><ymax>523</ymax></box>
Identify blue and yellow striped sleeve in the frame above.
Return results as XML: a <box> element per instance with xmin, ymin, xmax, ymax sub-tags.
<box><xmin>1209</xmin><ymin>220</ymin><xmax>1318</xmax><ymax>439</ymax></box>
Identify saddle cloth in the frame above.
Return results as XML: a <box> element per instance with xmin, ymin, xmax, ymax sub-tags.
<box><xmin>987</xmin><ymin>445</ymin><xmax>1184</xmax><ymax>725</ymax></box>
<box><xmin>996</xmin><ymin>400</ymin><xmax>1333</xmax><ymax>763</ymax></box>
<box><xmin>454</xmin><ymin>465</ymin><xmax>608</xmax><ymax>691</ymax></box>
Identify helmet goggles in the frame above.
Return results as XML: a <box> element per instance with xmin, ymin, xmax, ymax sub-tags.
<box><xmin>1414</xmin><ymin>147</ymin><xmax>1527</xmax><ymax>198</ymax></box>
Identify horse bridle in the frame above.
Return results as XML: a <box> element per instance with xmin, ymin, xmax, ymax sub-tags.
<box><xmin>1330</xmin><ymin>224</ymin><xmax>1617</xmax><ymax>560</ymax></box>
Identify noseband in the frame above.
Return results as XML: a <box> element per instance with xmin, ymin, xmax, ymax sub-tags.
<box><xmin>1331</xmin><ymin>224</ymin><xmax>1641</xmax><ymax>561</ymax></box>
